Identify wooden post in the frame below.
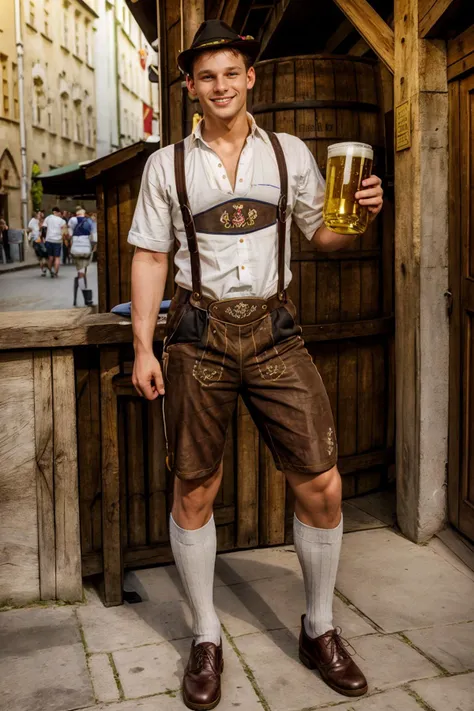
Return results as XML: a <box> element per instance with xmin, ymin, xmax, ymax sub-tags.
<box><xmin>53</xmin><ymin>349</ymin><xmax>82</xmax><ymax>601</ymax></box>
<box><xmin>100</xmin><ymin>347</ymin><xmax>123</xmax><ymax>606</ymax></box>
<box><xmin>33</xmin><ymin>350</ymin><xmax>56</xmax><ymax>600</ymax></box>
<box><xmin>394</xmin><ymin>0</ymin><xmax>449</xmax><ymax>541</ymax></box>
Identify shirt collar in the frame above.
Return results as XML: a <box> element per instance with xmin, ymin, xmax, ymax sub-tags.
<box><xmin>191</xmin><ymin>112</ymin><xmax>270</xmax><ymax>145</ymax></box>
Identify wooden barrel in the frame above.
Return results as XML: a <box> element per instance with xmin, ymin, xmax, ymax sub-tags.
<box><xmin>251</xmin><ymin>55</ymin><xmax>394</xmax><ymax>503</ymax></box>
<box><xmin>251</xmin><ymin>54</ymin><xmax>383</xmax><ymax>176</ymax></box>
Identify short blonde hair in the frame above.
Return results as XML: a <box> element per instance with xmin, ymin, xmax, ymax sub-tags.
<box><xmin>76</xmin><ymin>207</ymin><xmax>86</xmax><ymax>216</ymax></box>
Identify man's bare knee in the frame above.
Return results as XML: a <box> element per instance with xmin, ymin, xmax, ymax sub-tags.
<box><xmin>286</xmin><ymin>465</ymin><xmax>342</xmax><ymax>528</ymax></box>
<box><xmin>172</xmin><ymin>463</ymin><xmax>223</xmax><ymax>529</ymax></box>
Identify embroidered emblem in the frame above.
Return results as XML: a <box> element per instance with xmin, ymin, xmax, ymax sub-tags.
<box><xmin>220</xmin><ymin>204</ymin><xmax>258</xmax><ymax>229</ymax></box>
<box><xmin>225</xmin><ymin>302</ymin><xmax>258</xmax><ymax>319</ymax></box>
<box><xmin>193</xmin><ymin>362</ymin><xmax>223</xmax><ymax>386</ymax></box>
<box><xmin>326</xmin><ymin>427</ymin><xmax>335</xmax><ymax>456</ymax></box>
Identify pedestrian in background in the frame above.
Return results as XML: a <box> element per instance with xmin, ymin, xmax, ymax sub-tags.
<box><xmin>27</xmin><ymin>210</ymin><xmax>48</xmax><ymax>276</ymax></box>
<box><xmin>68</xmin><ymin>207</ymin><xmax>96</xmax><ymax>306</ymax></box>
<box><xmin>62</xmin><ymin>210</ymin><xmax>73</xmax><ymax>265</ymax></box>
<box><xmin>43</xmin><ymin>207</ymin><xmax>66</xmax><ymax>277</ymax></box>
<box><xmin>0</xmin><ymin>215</ymin><xmax>13</xmax><ymax>264</ymax></box>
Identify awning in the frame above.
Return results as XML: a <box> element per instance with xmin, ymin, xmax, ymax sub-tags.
<box><xmin>37</xmin><ymin>161</ymin><xmax>96</xmax><ymax>197</ymax></box>
<box><xmin>125</xmin><ymin>0</ymin><xmax>158</xmax><ymax>46</ymax></box>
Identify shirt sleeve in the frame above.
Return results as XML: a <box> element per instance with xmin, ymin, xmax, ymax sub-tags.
<box><xmin>292</xmin><ymin>140</ymin><xmax>326</xmax><ymax>241</ymax></box>
<box><xmin>127</xmin><ymin>152</ymin><xmax>174</xmax><ymax>253</ymax></box>
<box><xmin>68</xmin><ymin>217</ymin><xmax>76</xmax><ymax>236</ymax></box>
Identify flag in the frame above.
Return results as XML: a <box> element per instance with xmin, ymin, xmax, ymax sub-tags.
<box><xmin>143</xmin><ymin>103</ymin><xmax>152</xmax><ymax>137</ymax></box>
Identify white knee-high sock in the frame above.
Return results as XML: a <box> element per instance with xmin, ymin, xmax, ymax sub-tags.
<box><xmin>293</xmin><ymin>513</ymin><xmax>343</xmax><ymax>639</ymax></box>
<box><xmin>169</xmin><ymin>514</ymin><xmax>221</xmax><ymax>645</ymax></box>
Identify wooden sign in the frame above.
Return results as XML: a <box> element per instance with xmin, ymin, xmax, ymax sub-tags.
<box><xmin>395</xmin><ymin>100</ymin><xmax>411</xmax><ymax>151</ymax></box>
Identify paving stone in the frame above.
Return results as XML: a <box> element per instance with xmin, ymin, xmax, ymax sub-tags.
<box><xmin>314</xmin><ymin>687</ymin><xmax>424</xmax><ymax>711</ymax></box>
<box><xmin>405</xmin><ymin>622</ymin><xmax>474</xmax><ymax>673</ymax></box>
<box><xmin>77</xmin><ymin>598</ymin><xmax>192</xmax><ymax>652</ymax></box>
<box><xmin>410</xmin><ymin>672</ymin><xmax>474</xmax><ymax>711</ymax></box>
<box><xmin>112</xmin><ymin>635</ymin><xmax>262</xmax><ymax>709</ymax></box>
<box><xmin>337</xmin><ymin>529</ymin><xmax>474</xmax><ymax>632</ymax></box>
<box><xmin>347</xmin><ymin>490</ymin><xmax>397</xmax><ymax>527</ymax></box>
<box><xmin>233</xmin><ymin>627</ymin><xmax>345</xmax><ymax>710</ymax></box>
<box><xmin>235</xmin><ymin>629</ymin><xmax>439</xmax><ymax>711</ymax></box>
<box><xmin>342</xmin><ymin>502</ymin><xmax>387</xmax><ymax>532</ymax></box>
<box><xmin>125</xmin><ymin>567</ymin><xmax>184</xmax><ymax>603</ymax></box>
<box><xmin>0</xmin><ymin>607</ymin><xmax>80</xmax><ymax>659</ymax></box>
<box><xmin>1</xmin><ymin>643</ymin><xmax>94</xmax><ymax>711</ymax></box>
<box><xmin>88</xmin><ymin>653</ymin><xmax>120</xmax><ymax>703</ymax></box>
<box><xmin>214</xmin><ymin>574</ymin><xmax>374</xmax><ymax>638</ymax></box>
<box><xmin>428</xmin><ymin>536</ymin><xmax>474</xmax><ymax>583</ymax></box>
<box><xmin>215</xmin><ymin>546</ymin><xmax>302</xmax><ymax>586</ymax></box>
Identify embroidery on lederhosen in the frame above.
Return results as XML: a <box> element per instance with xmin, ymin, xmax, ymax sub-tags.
<box><xmin>225</xmin><ymin>302</ymin><xmax>258</xmax><ymax>319</ymax></box>
<box><xmin>220</xmin><ymin>204</ymin><xmax>258</xmax><ymax>229</ymax></box>
<box><xmin>193</xmin><ymin>198</ymin><xmax>277</xmax><ymax>235</ymax></box>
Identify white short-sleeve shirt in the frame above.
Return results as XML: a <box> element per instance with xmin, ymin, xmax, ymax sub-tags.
<box><xmin>44</xmin><ymin>214</ymin><xmax>66</xmax><ymax>243</ymax></box>
<box><xmin>128</xmin><ymin>114</ymin><xmax>326</xmax><ymax>301</ymax></box>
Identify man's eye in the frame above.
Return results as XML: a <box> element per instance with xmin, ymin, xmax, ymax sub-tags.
<box><xmin>228</xmin><ymin>72</ymin><xmax>238</xmax><ymax>77</ymax></box>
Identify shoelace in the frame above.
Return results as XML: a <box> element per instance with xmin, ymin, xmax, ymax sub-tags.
<box><xmin>194</xmin><ymin>645</ymin><xmax>216</xmax><ymax>671</ymax></box>
<box><xmin>324</xmin><ymin>628</ymin><xmax>357</xmax><ymax>659</ymax></box>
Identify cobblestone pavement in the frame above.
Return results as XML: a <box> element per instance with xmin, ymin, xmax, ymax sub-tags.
<box><xmin>0</xmin><ymin>262</ymin><xmax>98</xmax><ymax>311</ymax></box>
<box><xmin>1</xmin><ymin>494</ymin><xmax>473</xmax><ymax>711</ymax></box>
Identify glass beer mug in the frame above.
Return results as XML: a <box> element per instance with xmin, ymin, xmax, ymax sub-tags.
<box><xmin>323</xmin><ymin>142</ymin><xmax>374</xmax><ymax>235</ymax></box>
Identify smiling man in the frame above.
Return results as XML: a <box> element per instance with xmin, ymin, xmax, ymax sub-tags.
<box><xmin>128</xmin><ymin>19</ymin><xmax>383</xmax><ymax>711</ymax></box>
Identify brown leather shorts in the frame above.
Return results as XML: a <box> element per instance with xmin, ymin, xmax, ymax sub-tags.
<box><xmin>162</xmin><ymin>290</ymin><xmax>338</xmax><ymax>481</ymax></box>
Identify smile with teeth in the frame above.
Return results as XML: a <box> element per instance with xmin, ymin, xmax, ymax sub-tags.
<box><xmin>211</xmin><ymin>96</ymin><xmax>235</xmax><ymax>104</ymax></box>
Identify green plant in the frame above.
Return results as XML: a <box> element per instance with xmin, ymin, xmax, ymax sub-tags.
<box><xmin>31</xmin><ymin>162</ymin><xmax>43</xmax><ymax>212</ymax></box>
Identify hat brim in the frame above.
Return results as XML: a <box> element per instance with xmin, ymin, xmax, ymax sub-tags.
<box><xmin>177</xmin><ymin>38</ymin><xmax>260</xmax><ymax>75</ymax></box>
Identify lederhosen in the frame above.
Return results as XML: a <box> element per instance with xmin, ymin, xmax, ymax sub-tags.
<box><xmin>162</xmin><ymin>132</ymin><xmax>338</xmax><ymax>481</ymax></box>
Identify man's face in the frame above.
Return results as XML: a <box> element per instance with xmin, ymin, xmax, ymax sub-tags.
<box><xmin>186</xmin><ymin>50</ymin><xmax>255</xmax><ymax>122</ymax></box>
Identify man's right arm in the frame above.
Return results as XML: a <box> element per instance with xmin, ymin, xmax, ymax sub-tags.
<box><xmin>131</xmin><ymin>247</ymin><xmax>169</xmax><ymax>400</ymax></box>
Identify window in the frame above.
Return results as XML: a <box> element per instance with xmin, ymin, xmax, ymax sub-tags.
<box><xmin>86</xmin><ymin>106</ymin><xmax>93</xmax><ymax>146</ymax></box>
<box><xmin>74</xmin><ymin>11</ymin><xmax>81</xmax><ymax>57</ymax></box>
<box><xmin>62</xmin><ymin>2</ymin><xmax>70</xmax><ymax>48</ymax></box>
<box><xmin>1</xmin><ymin>57</ymin><xmax>10</xmax><ymax>117</ymax></box>
<box><xmin>60</xmin><ymin>92</ymin><xmax>70</xmax><ymax>137</ymax></box>
<box><xmin>33</xmin><ymin>78</ymin><xmax>45</xmax><ymax>126</ymax></box>
<box><xmin>85</xmin><ymin>19</ymin><xmax>92</xmax><ymax>65</ymax></box>
<box><xmin>74</xmin><ymin>100</ymin><xmax>83</xmax><ymax>142</ymax></box>
<box><xmin>44</xmin><ymin>0</ymin><xmax>50</xmax><ymax>37</ymax></box>
<box><xmin>12</xmin><ymin>64</ymin><xmax>18</xmax><ymax>119</ymax></box>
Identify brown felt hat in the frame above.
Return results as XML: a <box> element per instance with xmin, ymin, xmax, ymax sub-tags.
<box><xmin>177</xmin><ymin>19</ymin><xmax>260</xmax><ymax>76</ymax></box>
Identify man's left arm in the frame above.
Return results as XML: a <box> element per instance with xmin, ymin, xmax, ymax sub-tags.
<box><xmin>312</xmin><ymin>175</ymin><xmax>384</xmax><ymax>251</ymax></box>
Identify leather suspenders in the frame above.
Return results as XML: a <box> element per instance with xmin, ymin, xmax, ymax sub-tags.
<box><xmin>174</xmin><ymin>140</ymin><xmax>202</xmax><ymax>300</ymax></box>
<box><xmin>174</xmin><ymin>129</ymin><xmax>289</xmax><ymax>302</ymax></box>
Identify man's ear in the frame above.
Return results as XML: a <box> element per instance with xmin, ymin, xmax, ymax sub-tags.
<box><xmin>186</xmin><ymin>75</ymin><xmax>197</xmax><ymax>97</ymax></box>
<box><xmin>247</xmin><ymin>66</ymin><xmax>256</xmax><ymax>91</ymax></box>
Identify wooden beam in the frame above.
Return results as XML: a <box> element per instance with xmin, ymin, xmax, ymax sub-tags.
<box><xmin>324</xmin><ymin>18</ymin><xmax>354</xmax><ymax>53</ymax></box>
<box><xmin>394</xmin><ymin>0</ymin><xmax>449</xmax><ymax>542</ymax></box>
<box><xmin>348</xmin><ymin>37</ymin><xmax>370</xmax><ymax>56</ymax></box>
<box><xmin>221</xmin><ymin>0</ymin><xmax>240</xmax><ymax>26</ymax></box>
<box><xmin>331</xmin><ymin>0</ymin><xmax>395</xmax><ymax>73</ymax></box>
<box><xmin>419</xmin><ymin>0</ymin><xmax>457</xmax><ymax>38</ymax></box>
<box><xmin>259</xmin><ymin>0</ymin><xmax>291</xmax><ymax>56</ymax></box>
<box><xmin>447</xmin><ymin>24</ymin><xmax>474</xmax><ymax>81</ymax></box>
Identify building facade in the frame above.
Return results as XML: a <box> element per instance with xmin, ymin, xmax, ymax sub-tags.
<box><xmin>0</xmin><ymin>0</ymin><xmax>24</xmax><ymax>228</ymax></box>
<box><xmin>95</xmin><ymin>0</ymin><xmax>158</xmax><ymax>158</ymax></box>
<box><xmin>0</xmin><ymin>0</ymin><xmax>158</xmax><ymax>226</ymax></box>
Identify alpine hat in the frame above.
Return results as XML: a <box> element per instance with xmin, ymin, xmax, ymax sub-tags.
<box><xmin>177</xmin><ymin>19</ymin><xmax>260</xmax><ymax>76</ymax></box>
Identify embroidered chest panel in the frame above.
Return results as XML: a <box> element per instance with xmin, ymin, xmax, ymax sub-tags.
<box><xmin>193</xmin><ymin>199</ymin><xmax>277</xmax><ymax>235</ymax></box>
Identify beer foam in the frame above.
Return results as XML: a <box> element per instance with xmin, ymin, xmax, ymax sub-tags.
<box><xmin>327</xmin><ymin>142</ymin><xmax>373</xmax><ymax>160</ymax></box>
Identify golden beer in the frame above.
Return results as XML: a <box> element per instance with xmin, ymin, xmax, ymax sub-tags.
<box><xmin>323</xmin><ymin>142</ymin><xmax>373</xmax><ymax>235</ymax></box>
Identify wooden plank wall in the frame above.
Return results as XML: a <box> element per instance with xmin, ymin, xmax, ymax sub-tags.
<box><xmin>0</xmin><ymin>349</ymin><xmax>82</xmax><ymax>605</ymax></box>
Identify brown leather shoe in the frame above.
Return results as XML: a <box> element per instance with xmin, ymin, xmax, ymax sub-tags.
<box><xmin>299</xmin><ymin>615</ymin><xmax>368</xmax><ymax>697</ymax></box>
<box><xmin>182</xmin><ymin>640</ymin><xmax>224</xmax><ymax>710</ymax></box>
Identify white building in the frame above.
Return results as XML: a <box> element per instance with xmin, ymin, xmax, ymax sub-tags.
<box><xmin>94</xmin><ymin>0</ymin><xmax>158</xmax><ymax>158</ymax></box>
